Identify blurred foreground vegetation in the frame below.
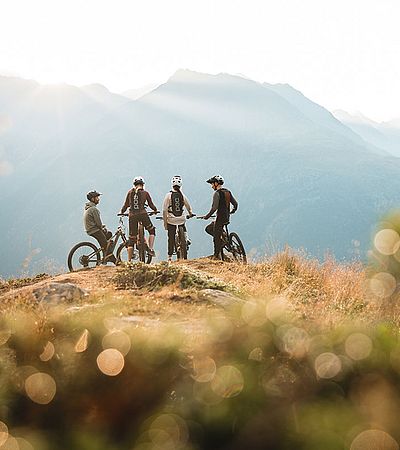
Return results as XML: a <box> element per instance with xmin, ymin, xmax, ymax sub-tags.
<box><xmin>3</xmin><ymin>230</ymin><xmax>400</xmax><ymax>448</ymax></box>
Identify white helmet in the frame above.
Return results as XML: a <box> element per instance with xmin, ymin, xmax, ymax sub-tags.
<box><xmin>171</xmin><ymin>175</ymin><xmax>182</xmax><ymax>188</ymax></box>
<box><xmin>133</xmin><ymin>176</ymin><xmax>145</xmax><ymax>186</ymax></box>
<box><xmin>206</xmin><ymin>175</ymin><xmax>224</xmax><ymax>185</ymax></box>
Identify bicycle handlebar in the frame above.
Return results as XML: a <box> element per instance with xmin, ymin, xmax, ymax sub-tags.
<box><xmin>117</xmin><ymin>210</ymin><xmax>160</xmax><ymax>217</ymax></box>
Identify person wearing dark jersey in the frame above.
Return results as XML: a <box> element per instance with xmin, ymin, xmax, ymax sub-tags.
<box><xmin>84</xmin><ymin>190</ymin><xmax>117</xmax><ymax>264</ymax></box>
<box><xmin>202</xmin><ymin>175</ymin><xmax>238</xmax><ymax>259</ymax></box>
<box><xmin>162</xmin><ymin>175</ymin><xmax>193</xmax><ymax>262</ymax></box>
<box><xmin>120</xmin><ymin>176</ymin><xmax>158</xmax><ymax>260</ymax></box>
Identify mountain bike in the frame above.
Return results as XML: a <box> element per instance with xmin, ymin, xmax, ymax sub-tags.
<box><xmin>198</xmin><ymin>216</ymin><xmax>247</xmax><ymax>264</ymax></box>
<box><xmin>157</xmin><ymin>214</ymin><xmax>195</xmax><ymax>260</ymax></box>
<box><xmin>67</xmin><ymin>216</ymin><xmax>128</xmax><ymax>271</ymax></box>
<box><xmin>116</xmin><ymin>210</ymin><xmax>159</xmax><ymax>264</ymax></box>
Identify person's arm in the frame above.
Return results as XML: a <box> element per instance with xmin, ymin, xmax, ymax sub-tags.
<box><xmin>183</xmin><ymin>194</ymin><xmax>193</xmax><ymax>216</ymax></box>
<box><xmin>230</xmin><ymin>192</ymin><xmax>238</xmax><ymax>213</ymax></box>
<box><xmin>120</xmin><ymin>191</ymin><xmax>130</xmax><ymax>214</ymax></box>
<box><xmin>203</xmin><ymin>191</ymin><xmax>219</xmax><ymax>220</ymax></box>
<box><xmin>162</xmin><ymin>194</ymin><xmax>170</xmax><ymax>230</ymax></box>
<box><xmin>146</xmin><ymin>191</ymin><xmax>157</xmax><ymax>212</ymax></box>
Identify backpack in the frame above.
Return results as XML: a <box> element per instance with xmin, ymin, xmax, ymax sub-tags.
<box><xmin>170</xmin><ymin>191</ymin><xmax>184</xmax><ymax>217</ymax></box>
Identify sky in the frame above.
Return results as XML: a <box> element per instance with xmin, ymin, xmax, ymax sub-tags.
<box><xmin>0</xmin><ymin>0</ymin><xmax>399</xmax><ymax>122</ymax></box>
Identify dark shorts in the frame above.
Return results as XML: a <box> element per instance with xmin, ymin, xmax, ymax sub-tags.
<box><xmin>129</xmin><ymin>213</ymin><xmax>155</xmax><ymax>239</ymax></box>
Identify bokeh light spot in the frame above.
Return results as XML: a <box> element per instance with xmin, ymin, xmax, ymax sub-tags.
<box><xmin>248</xmin><ymin>347</ymin><xmax>263</xmax><ymax>361</ymax></box>
<box><xmin>374</xmin><ymin>229</ymin><xmax>400</xmax><ymax>255</ymax></box>
<box><xmin>281</xmin><ymin>326</ymin><xmax>310</xmax><ymax>359</ymax></box>
<box><xmin>102</xmin><ymin>330</ymin><xmax>131</xmax><ymax>356</ymax></box>
<box><xmin>75</xmin><ymin>329</ymin><xmax>90</xmax><ymax>353</ymax></box>
<box><xmin>149</xmin><ymin>414</ymin><xmax>188</xmax><ymax>449</ymax></box>
<box><xmin>25</xmin><ymin>372</ymin><xmax>56</xmax><ymax>405</ymax></box>
<box><xmin>345</xmin><ymin>333</ymin><xmax>373</xmax><ymax>360</ymax></box>
<box><xmin>0</xmin><ymin>421</ymin><xmax>9</xmax><ymax>446</ymax></box>
<box><xmin>211</xmin><ymin>365</ymin><xmax>244</xmax><ymax>398</ymax></box>
<box><xmin>39</xmin><ymin>341</ymin><xmax>55</xmax><ymax>361</ymax></box>
<box><xmin>241</xmin><ymin>300</ymin><xmax>267</xmax><ymax>327</ymax></box>
<box><xmin>350</xmin><ymin>429</ymin><xmax>399</xmax><ymax>450</ymax></box>
<box><xmin>1</xmin><ymin>436</ymin><xmax>19</xmax><ymax>450</ymax></box>
<box><xmin>97</xmin><ymin>348</ymin><xmax>125</xmax><ymax>376</ymax></box>
<box><xmin>15</xmin><ymin>437</ymin><xmax>34</xmax><ymax>450</ymax></box>
<box><xmin>0</xmin><ymin>328</ymin><xmax>11</xmax><ymax>346</ymax></box>
<box><xmin>314</xmin><ymin>352</ymin><xmax>342</xmax><ymax>379</ymax></box>
<box><xmin>370</xmin><ymin>272</ymin><xmax>397</xmax><ymax>298</ymax></box>
<box><xmin>266</xmin><ymin>296</ymin><xmax>289</xmax><ymax>325</ymax></box>
<box><xmin>192</xmin><ymin>356</ymin><xmax>216</xmax><ymax>383</ymax></box>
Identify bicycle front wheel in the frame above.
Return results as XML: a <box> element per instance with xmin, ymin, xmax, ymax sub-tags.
<box><xmin>67</xmin><ymin>242</ymin><xmax>101</xmax><ymax>272</ymax></box>
<box><xmin>177</xmin><ymin>226</ymin><xmax>188</xmax><ymax>260</ymax></box>
<box><xmin>229</xmin><ymin>232</ymin><xmax>247</xmax><ymax>264</ymax></box>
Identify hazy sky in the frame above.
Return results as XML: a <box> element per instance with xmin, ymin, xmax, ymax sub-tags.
<box><xmin>1</xmin><ymin>0</ymin><xmax>399</xmax><ymax>121</ymax></box>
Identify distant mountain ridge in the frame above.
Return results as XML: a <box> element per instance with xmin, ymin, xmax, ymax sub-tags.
<box><xmin>1</xmin><ymin>69</ymin><xmax>400</xmax><ymax>277</ymax></box>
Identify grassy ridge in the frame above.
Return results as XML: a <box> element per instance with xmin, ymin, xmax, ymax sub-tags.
<box><xmin>1</xmin><ymin>251</ymin><xmax>400</xmax><ymax>449</ymax></box>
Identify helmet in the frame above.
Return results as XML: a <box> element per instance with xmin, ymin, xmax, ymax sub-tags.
<box><xmin>86</xmin><ymin>190</ymin><xmax>102</xmax><ymax>201</ymax></box>
<box><xmin>171</xmin><ymin>175</ymin><xmax>182</xmax><ymax>187</ymax></box>
<box><xmin>133</xmin><ymin>176</ymin><xmax>145</xmax><ymax>186</ymax></box>
<box><xmin>206</xmin><ymin>175</ymin><xmax>224</xmax><ymax>185</ymax></box>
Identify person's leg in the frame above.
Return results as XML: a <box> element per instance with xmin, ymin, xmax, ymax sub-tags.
<box><xmin>213</xmin><ymin>221</ymin><xmax>224</xmax><ymax>258</ymax></box>
<box><xmin>205</xmin><ymin>221</ymin><xmax>215</xmax><ymax>236</ymax></box>
<box><xmin>167</xmin><ymin>224</ymin><xmax>176</xmax><ymax>257</ymax></box>
<box><xmin>142</xmin><ymin>214</ymin><xmax>156</xmax><ymax>253</ymax></box>
<box><xmin>128</xmin><ymin>216</ymin><xmax>139</xmax><ymax>261</ymax></box>
<box><xmin>90</xmin><ymin>230</ymin><xmax>108</xmax><ymax>261</ymax></box>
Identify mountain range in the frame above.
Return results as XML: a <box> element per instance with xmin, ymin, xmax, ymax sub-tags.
<box><xmin>1</xmin><ymin>69</ymin><xmax>400</xmax><ymax>277</ymax></box>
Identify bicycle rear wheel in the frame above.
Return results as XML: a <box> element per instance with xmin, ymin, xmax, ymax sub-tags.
<box><xmin>177</xmin><ymin>226</ymin><xmax>188</xmax><ymax>260</ymax></box>
<box><xmin>229</xmin><ymin>232</ymin><xmax>247</xmax><ymax>264</ymax></box>
<box><xmin>116</xmin><ymin>242</ymin><xmax>130</xmax><ymax>264</ymax></box>
<box><xmin>67</xmin><ymin>242</ymin><xmax>101</xmax><ymax>271</ymax></box>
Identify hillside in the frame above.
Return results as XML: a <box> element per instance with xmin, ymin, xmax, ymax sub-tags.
<box><xmin>3</xmin><ymin>70</ymin><xmax>400</xmax><ymax>277</ymax></box>
<box><xmin>2</xmin><ymin>256</ymin><xmax>400</xmax><ymax>449</ymax></box>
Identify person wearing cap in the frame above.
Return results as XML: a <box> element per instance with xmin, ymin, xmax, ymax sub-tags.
<box><xmin>162</xmin><ymin>175</ymin><xmax>194</xmax><ymax>262</ymax></box>
<box><xmin>84</xmin><ymin>191</ymin><xmax>116</xmax><ymax>264</ymax></box>
<box><xmin>202</xmin><ymin>175</ymin><xmax>238</xmax><ymax>259</ymax></box>
<box><xmin>120</xmin><ymin>176</ymin><xmax>158</xmax><ymax>261</ymax></box>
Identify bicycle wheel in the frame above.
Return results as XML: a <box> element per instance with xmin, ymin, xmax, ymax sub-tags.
<box><xmin>67</xmin><ymin>242</ymin><xmax>101</xmax><ymax>272</ymax></box>
<box><xmin>229</xmin><ymin>232</ymin><xmax>247</xmax><ymax>264</ymax></box>
<box><xmin>177</xmin><ymin>226</ymin><xmax>188</xmax><ymax>259</ymax></box>
<box><xmin>116</xmin><ymin>242</ymin><xmax>130</xmax><ymax>264</ymax></box>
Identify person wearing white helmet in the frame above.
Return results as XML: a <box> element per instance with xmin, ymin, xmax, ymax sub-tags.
<box><xmin>162</xmin><ymin>175</ymin><xmax>193</xmax><ymax>261</ymax></box>
<box><xmin>120</xmin><ymin>176</ymin><xmax>158</xmax><ymax>260</ymax></box>
<box><xmin>202</xmin><ymin>175</ymin><xmax>238</xmax><ymax>259</ymax></box>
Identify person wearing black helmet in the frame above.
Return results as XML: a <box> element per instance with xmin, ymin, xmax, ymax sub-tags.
<box><xmin>202</xmin><ymin>175</ymin><xmax>238</xmax><ymax>259</ymax></box>
<box><xmin>120</xmin><ymin>176</ymin><xmax>158</xmax><ymax>261</ymax></box>
<box><xmin>84</xmin><ymin>190</ymin><xmax>116</xmax><ymax>264</ymax></box>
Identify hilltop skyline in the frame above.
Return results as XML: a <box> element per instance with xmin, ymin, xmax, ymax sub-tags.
<box><xmin>1</xmin><ymin>0</ymin><xmax>400</xmax><ymax>122</ymax></box>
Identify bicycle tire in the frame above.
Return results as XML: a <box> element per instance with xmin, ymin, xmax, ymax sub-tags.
<box><xmin>116</xmin><ymin>242</ymin><xmax>129</xmax><ymax>264</ymax></box>
<box><xmin>229</xmin><ymin>232</ymin><xmax>247</xmax><ymax>264</ymax></box>
<box><xmin>67</xmin><ymin>242</ymin><xmax>101</xmax><ymax>272</ymax></box>
<box><xmin>177</xmin><ymin>226</ymin><xmax>188</xmax><ymax>260</ymax></box>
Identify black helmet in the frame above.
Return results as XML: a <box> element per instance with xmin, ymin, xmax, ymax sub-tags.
<box><xmin>206</xmin><ymin>175</ymin><xmax>224</xmax><ymax>185</ymax></box>
<box><xmin>87</xmin><ymin>190</ymin><xmax>102</xmax><ymax>201</ymax></box>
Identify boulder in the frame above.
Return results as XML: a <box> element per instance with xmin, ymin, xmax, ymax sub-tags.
<box><xmin>197</xmin><ymin>289</ymin><xmax>244</xmax><ymax>308</ymax></box>
<box><xmin>33</xmin><ymin>282</ymin><xmax>88</xmax><ymax>304</ymax></box>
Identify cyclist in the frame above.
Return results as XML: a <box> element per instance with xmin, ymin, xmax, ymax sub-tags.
<box><xmin>202</xmin><ymin>175</ymin><xmax>238</xmax><ymax>259</ymax></box>
<box><xmin>120</xmin><ymin>176</ymin><xmax>158</xmax><ymax>261</ymax></box>
<box><xmin>84</xmin><ymin>191</ymin><xmax>117</xmax><ymax>264</ymax></box>
<box><xmin>162</xmin><ymin>175</ymin><xmax>194</xmax><ymax>262</ymax></box>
